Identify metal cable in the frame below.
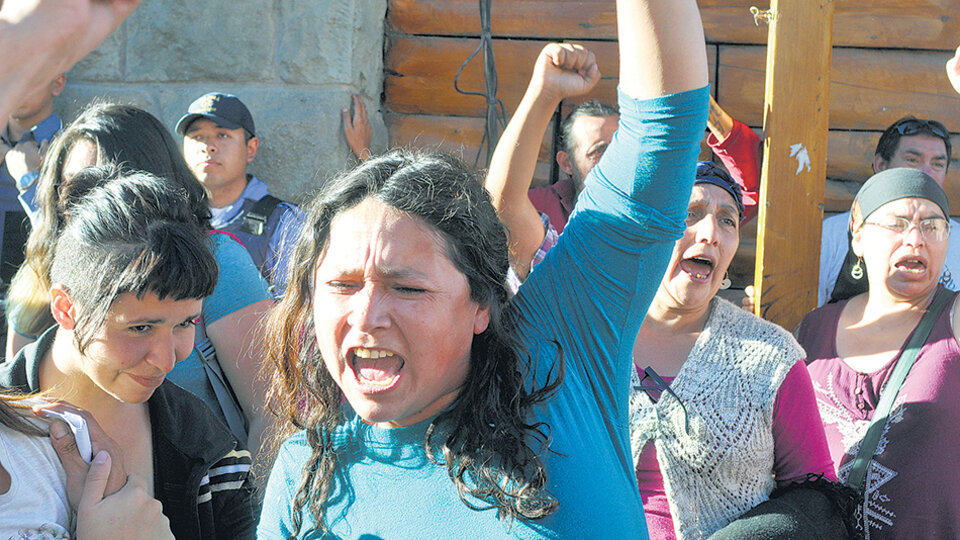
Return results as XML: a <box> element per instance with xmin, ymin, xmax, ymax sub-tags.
<box><xmin>453</xmin><ymin>0</ymin><xmax>507</xmax><ymax>168</ymax></box>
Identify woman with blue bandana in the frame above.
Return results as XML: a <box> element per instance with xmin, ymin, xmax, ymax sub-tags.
<box><xmin>630</xmin><ymin>162</ymin><xmax>852</xmax><ymax>539</ymax></box>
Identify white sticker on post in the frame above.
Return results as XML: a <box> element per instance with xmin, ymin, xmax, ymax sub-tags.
<box><xmin>789</xmin><ymin>143</ymin><xmax>812</xmax><ymax>175</ymax></box>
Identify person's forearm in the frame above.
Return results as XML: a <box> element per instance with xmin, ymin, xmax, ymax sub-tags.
<box><xmin>0</xmin><ymin>20</ymin><xmax>49</xmax><ymax>122</ymax></box>
<box><xmin>708</xmin><ymin>119</ymin><xmax>762</xmax><ymax>222</ymax></box>
<box><xmin>0</xmin><ymin>0</ymin><xmax>139</xmax><ymax>122</ymax></box>
<box><xmin>486</xmin><ymin>88</ymin><xmax>559</xmax><ymax>211</ymax></box>
<box><xmin>617</xmin><ymin>0</ymin><xmax>708</xmax><ymax>100</ymax></box>
<box><xmin>0</xmin><ymin>6</ymin><xmax>78</xmax><ymax>121</ymax></box>
<box><xmin>707</xmin><ymin>96</ymin><xmax>736</xmax><ymax>142</ymax></box>
<box><xmin>484</xmin><ymin>79</ymin><xmax>560</xmax><ymax>278</ymax></box>
<box><xmin>206</xmin><ymin>299</ymin><xmax>273</xmax><ymax>457</ymax></box>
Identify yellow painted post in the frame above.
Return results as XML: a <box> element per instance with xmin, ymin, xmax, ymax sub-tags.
<box><xmin>753</xmin><ymin>0</ymin><xmax>835</xmax><ymax>329</ymax></box>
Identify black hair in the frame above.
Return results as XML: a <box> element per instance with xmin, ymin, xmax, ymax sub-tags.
<box><xmin>50</xmin><ymin>166</ymin><xmax>218</xmax><ymax>353</ymax></box>
<box><xmin>559</xmin><ymin>100</ymin><xmax>619</xmax><ymax>157</ymax></box>
<box><xmin>875</xmin><ymin>116</ymin><xmax>952</xmax><ymax>172</ymax></box>
<box><xmin>7</xmin><ymin>101</ymin><xmax>212</xmax><ymax>338</ymax></box>
<box><xmin>264</xmin><ymin>149</ymin><xmax>562</xmax><ymax>536</ymax></box>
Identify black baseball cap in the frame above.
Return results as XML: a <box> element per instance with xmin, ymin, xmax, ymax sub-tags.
<box><xmin>176</xmin><ymin>92</ymin><xmax>256</xmax><ymax>137</ymax></box>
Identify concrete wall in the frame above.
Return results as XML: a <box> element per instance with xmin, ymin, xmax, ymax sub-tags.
<box><xmin>59</xmin><ymin>0</ymin><xmax>388</xmax><ymax>203</ymax></box>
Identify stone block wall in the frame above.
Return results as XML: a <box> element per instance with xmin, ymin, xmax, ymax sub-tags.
<box><xmin>59</xmin><ymin>0</ymin><xmax>388</xmax><ymax>203</ymax></box>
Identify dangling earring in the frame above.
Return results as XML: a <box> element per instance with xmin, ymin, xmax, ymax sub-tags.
<box><xmin>851</xmin><ymin>257</ymin><xmax>864</xmax><ymax>280</ymax></box>
<box><xmin>720</xmin><ymin>273</ymin><xmax>731</xmax><ymax>290</ymax></box>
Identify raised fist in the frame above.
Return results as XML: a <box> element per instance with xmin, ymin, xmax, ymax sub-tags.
<box><xmin>529</xmin><ymin>43</ymin><xmax>602</xmax><ymax>104</ymax></box>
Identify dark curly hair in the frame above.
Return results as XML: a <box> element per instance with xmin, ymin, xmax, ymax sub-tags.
<box><xmin>263</xmin><ymin>149</ymin><xmax>563</xmax><ymax>537</ymax></box>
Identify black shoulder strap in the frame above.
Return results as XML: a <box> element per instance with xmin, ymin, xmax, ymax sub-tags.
<box><xmin>844</xmin><ymin>286</ymin><xmax>954</xmax><ymax>491</ymax></box>
<box><xmin>240</xmin><ymin>195</ymin><xmax>283</xmax><ymax>236</ymax></box>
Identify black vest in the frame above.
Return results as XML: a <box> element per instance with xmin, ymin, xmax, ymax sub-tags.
<box><xmin>218</xmin><ymin>195</ymin><xmax>285</xmax><ymax>282</ymax></box>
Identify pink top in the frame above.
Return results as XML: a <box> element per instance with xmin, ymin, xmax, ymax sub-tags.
<box><xmin>707</xmin><ymin>120</ymin><xmax>761</xmax><ymax>224</ymax></box>
<box><xmin>797</xmin><ymin>290</ymin><xmax>960</xmax><ymax>539</ymax></box>
<box><xmin>636</xmin><ymin>361</ymin><xmax>837</xmax><ymax>540</ymax></box>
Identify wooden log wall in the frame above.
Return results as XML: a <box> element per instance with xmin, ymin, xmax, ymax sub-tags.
<box><xmin>384</xmin><ymin>0</ymin><xmax>960</xmax><ymax>285</ymax></box>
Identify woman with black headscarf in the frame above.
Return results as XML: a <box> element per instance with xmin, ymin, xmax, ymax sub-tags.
<box><xmin>797</xmin><ymin>167</ymin><xmax>960</xmax><ymax>538</ymax></box>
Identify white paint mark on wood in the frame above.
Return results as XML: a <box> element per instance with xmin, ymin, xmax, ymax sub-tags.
<box><xmin>790</xmin><ymin>143</ymin><xmax>812</xmax><ymax>175</ymax></box>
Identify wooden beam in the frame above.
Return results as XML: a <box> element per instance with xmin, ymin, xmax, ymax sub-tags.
<box><xmin>717</xmin><ymin>45</ymin><xmax>960</xmax><ymax>131</ymax></box>
<box><xmin>384</xmin><ymin>36</ymin><xmax>718</xmax><ymax>117</ymax></box>
<box><xmin>387</xmin><ymin>0</ymin><xmax>617</xmax><ymax>40</ymax></box>
<box><xmin>387</xmin><ymin>0</ymin><xmax>959</xmax><ymax>50</ymax></box>
<box><xmin>384</xmin><ymin>37</ymin><xmax>620</xmax><ymax>117</ymax></box>
<box><xmin>385</xmin><ymin>35</ymin><xmax>960</xmax><ymax>128</ymax></box>
<box><xmin>753</xmin><ymin>0</ymin><xmax>834</xmax><ymax>327</ymax></box>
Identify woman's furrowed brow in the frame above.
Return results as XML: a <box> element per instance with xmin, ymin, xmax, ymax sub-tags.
<box><xmin>321</xmin><ymin>262</ymin><xmax>429</xmax><ymax>281</ymax></box>
<box><xmin>377</xmin><ymin>265</ymin><xmax>430</xmax><ymax>280</ymax></box>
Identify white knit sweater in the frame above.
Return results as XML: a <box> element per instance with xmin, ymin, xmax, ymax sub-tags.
<box><xmin>630</xmin><ymin>296</ymin><xmax>804</xmax><ymax>539</ymax></box>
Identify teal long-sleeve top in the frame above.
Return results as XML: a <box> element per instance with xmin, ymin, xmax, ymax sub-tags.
<box><xmin>258</xmin><ymin>85</ymin><xmax>709</xmax><ymax>539</ymax></box>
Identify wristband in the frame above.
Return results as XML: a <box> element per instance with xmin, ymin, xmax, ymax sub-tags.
<box><xmin>16</xmin><ymin>171</ymin><xmax>39</xmax><ymax>192</ymax></box>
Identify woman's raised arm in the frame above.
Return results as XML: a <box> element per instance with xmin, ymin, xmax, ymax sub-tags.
<box><xmin>618</xmin><ymin>0</ymin><xmax>708</xmax><ymax>100</ymax></box>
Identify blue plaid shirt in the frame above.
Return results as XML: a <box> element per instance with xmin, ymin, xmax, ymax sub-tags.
<box><xmin>506</xmin><ymin>212</ymin><xmax>560</xmax><ymax>294</ymax></box>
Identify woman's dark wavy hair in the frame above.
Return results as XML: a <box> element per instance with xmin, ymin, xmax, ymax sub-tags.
<box><xmin>6</xmin><ymin>101</ymin><xmax>212</xmax><ymax>338</ymax></box>
<box><xmin>50</xmin><ymin>166</ymin><xmax>218</xmax><ymax>353</ymax></box>
<box><xmin>263</xmin><ymin>149</ymin><xmax>562</xmax><ymax>536</ymax></box>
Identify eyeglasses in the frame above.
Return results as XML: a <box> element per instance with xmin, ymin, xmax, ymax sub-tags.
<box><xmin>634</xmin><ymin>367</ymin><xmax>689</xmax><ymax>435</ymax></box>
<box><xmin>863</xmin><ymin>216</ymin><xmax>950</xmax><ymax>242</ymax></box>
<box><xmin>893</xmin><ymin>118</ymin><xmax>951</xmax><ymax>141</ymax></box>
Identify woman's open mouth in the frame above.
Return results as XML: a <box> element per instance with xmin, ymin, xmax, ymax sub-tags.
<box><xmin>679</xmin><ymin>256</ymin><xmax>714</xmax><ymax>282</ymax></box>
<box><xmin>894</xmin><ymin>258</ymin><xmax>927</xmax><ymax>276</ymax></box>
<box><xmin>350</xmin><ymin>347</ymin><xmax>404</xmax><ymax>388</ymax></box>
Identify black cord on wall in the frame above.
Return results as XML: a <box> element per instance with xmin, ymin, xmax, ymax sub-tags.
<box><xmin>453</xmin><ymin>0</ymin><xmax>507</xmax><ymax>168</ymax></box>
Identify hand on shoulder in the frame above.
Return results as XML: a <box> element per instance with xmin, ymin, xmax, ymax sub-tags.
<box><xmin>43</xmin><ymin>403</ymin><xmax>127</xmax><ymax>506</ymax></box>
<box><xmin>76</xmin><ymin>452</ymin><xmax>172</xmax><ymax>540</ymax></box>
<box><xmin>4</xmin><ymin>140</ymin><xmax>44</xmax><ymax>183</ymax></box>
